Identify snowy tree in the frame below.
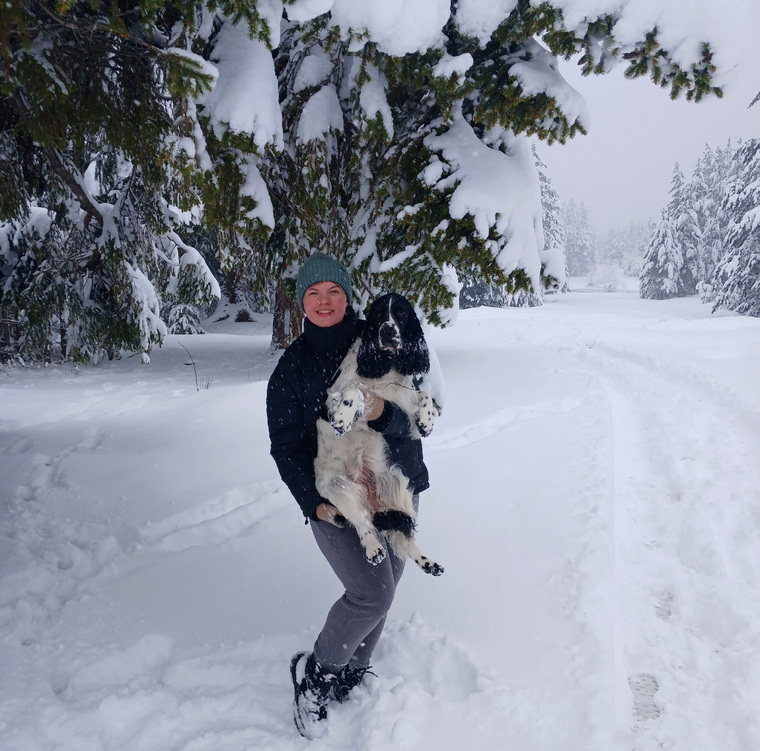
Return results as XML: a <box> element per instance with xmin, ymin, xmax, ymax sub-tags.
<box><xmin>689</xmin><ymin>142</ymin><xmax>736</xmax><ymax>298</ymax></box>
<box><xmin>601</xmin><ymin>228</ymin><xmax>627</xmax><ymax>269</ymax></box>
<box><xmin>460</xmin><ymin>147</ymin><xmax>567</xmax><ymax>306</ymax></box>
<box><xmin>639</xmin><ymin>212</ymin><xmax>682</xmax><ymax>299</ymax></box>
<box><xmin>535</xmin><ymin>149</ymin><xmax>568</xmax><ymax>292</ymax></box>
<box><xmin>175</xmin><ymin>0</ymin><xmax>726</xmax><ymax>342</ymax></box>
<box><xmin>1</xmin><ymin>1</ymin><xmax>727</xmax><ymax>359</ymax></box>
<box><xmin>0</xmin><ymin>0</ymin><xmax>251</xmax><ymax>361</ymax></box>
<box><xmin>594</xmin><ymin>226</ymin><xmax>631</xmax><ymax>291</ymax></box>
<box><xmin>640</xmin><ymin>164</ymin><xmax>701</xmax><ymax>299</ymax></box>
<box><xmin>562</xmin><ymin>199</ymin><xmax>597</xmax><ymax>276</ymax></box>
<box><xmin>598</xmin><ymin>220</ymin><xmax>655</xmax><ymax>279</ymax></box>
<box><xmin>710</xmin><ymin>140</ymin><xmax>760</xmax><ymax>317</ymax></box>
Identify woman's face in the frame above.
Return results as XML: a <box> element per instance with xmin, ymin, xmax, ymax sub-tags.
<box><xmin>302</xmin><ymin>281</ymin><xmax>348</xmax><ymax>328</ymax></box>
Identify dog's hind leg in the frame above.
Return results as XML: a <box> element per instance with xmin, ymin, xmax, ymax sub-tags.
<box><xmin>373</xmin><ymin>509</ymin><xmax>416</xmax><ymax>537</ymax></box>
<box><xmin>387</xmin><ymin>531</ymin><xmax>444</xmax><ymax>576</ymax></box>
<box><xmin>319</xmin><ymin>476</ymin><xmax>387</xmax><ymax>566</ymax></box>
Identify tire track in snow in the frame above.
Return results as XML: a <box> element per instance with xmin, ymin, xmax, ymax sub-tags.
<box><xmin>424</xmin><ymin>395</ymin><xmax>584</xmax><ymax>451</ymax></box>
<box><xmin>579</xmin><ymin>342</ymin><xmax>760</xmax><ymax>749</ymax></box>
<box><xmin>140</xmin><ymin>480</ymin><xmax>289</xmax><ymax>553</ymax></box>
<box><xmin>1</xmin><ymin>426</ymin><xmax>285</xmax><ymax>643</ymax></box>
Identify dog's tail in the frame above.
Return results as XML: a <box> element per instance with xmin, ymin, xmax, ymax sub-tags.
<box><xmin>373</xmin><ymin>510</ymin><xmax>416</xmax><ymax>538</ymax></box>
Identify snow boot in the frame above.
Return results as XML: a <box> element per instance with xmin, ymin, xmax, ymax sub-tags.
<box><xmin>290</xmin><ymin>652</ymin><xmax>338</xmax><ymax>739</ymax></box>
<box><xmin>332</xmin><ymin>661</ymin><xmax>375</xmax><ymax>703</ymax></box>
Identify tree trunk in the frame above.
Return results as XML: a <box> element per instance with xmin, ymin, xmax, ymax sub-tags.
<box><xmin>0</xmin><ymin>307</ymin><xmax>14</xmax><ymax>362</ymax></box>
<box><xmin>271</xmin><ymin>280</ymin><xmax>302</xmax><ymax>351</ymax></box>
<box><xmin>222</xmin><ymin>269</ymin><xmax>239</xmax><ymax>304</ymax></box>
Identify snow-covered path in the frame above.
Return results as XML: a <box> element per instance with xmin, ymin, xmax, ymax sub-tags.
<box><xmin>572</xmin><ymin>303</ymin><xmax>760</xmax><ymax>749</ymax></box>
<box><xmin>1</xmin><ymin>293</ymin><xmax>758</xmax><ymax>750</ymax></box>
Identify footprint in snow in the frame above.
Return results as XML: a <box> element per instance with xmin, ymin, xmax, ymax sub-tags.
<box><xmin>629</xmin><ymin>673</ymin><xmax>663</xmax><ymax>722</ymax></box>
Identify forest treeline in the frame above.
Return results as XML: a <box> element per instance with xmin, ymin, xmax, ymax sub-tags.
<box><xmin>0</xmin><ymin>1</ymin><xmax>730</xmax><ymax>363</ymax></box>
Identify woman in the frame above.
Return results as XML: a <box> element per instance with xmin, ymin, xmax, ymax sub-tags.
<box><xmin>266</xmin><ymin>253</ymin><xmax>430</xmax><ymax>737</ymax></box>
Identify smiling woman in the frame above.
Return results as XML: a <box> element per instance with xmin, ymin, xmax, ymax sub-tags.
<box><xmin>302</xmin><ymin>282</ymin><xmax>349</xmax><ymax>328</ymax></box>
<box><xmin>266</xmin><ymin>252</ymin><xmax>434</xmax><ymax>738</ymax></box>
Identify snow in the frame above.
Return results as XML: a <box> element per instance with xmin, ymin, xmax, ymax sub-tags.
<box><xmin>297</xmin><ymin>84</ymin><xmax>344</xmax><ymax>143</ymax></box>
<box><xmin>329</xmin><ymin>0</ymin><xmax>449</xmax><ymax>56</ymax></box>
<box><xmin>123</xmin><ymin>261</ymin><xmax>167</xmax><ymax>363</ymax></box>
<box><xmin>16</xmin><ymin>206</ymin><xmax>53</xmax><ymax>242</ymax></box>
<box><xmin>425</xmin><ymin>112</ymin><xmax>543</xmax><ymax>288</ymax></box>
<box><xmin>293</xmin><ymin>48</ymin><xmax>334</xmax><ymax>94</ymax></box>
<box><xmin>285</xmin><ymin>0</ymin><xmax>334</xmax><ymax>23</ymax></box>
<box><xmin>279</xmin><ymin>0</ymin><xmax>752</xmax><ymax>77</ymax></box>
<box><xmin>454</xmin><ymin>0</ymin><xmax>520</xmax><ymax>45</ymax></box>
<box><xmin>2</xmin><ymin>293</ymin><xmax>759</xmax><ymax>749</ymax></box>
<box><xmin>198</xmin><ymin>21</ymin><xmax>283</xmax><ymax>149</ymax></box>
<box><xmin>353</xmin><ymin>61</ymin><xmax>394</xmax><ymax>140</ymax></box>
<box><xmin>544</xmin><ymin>0</ymin><xmax>750</xmax><ymax>85</ymax></box>
<box><xmin>510</xmin><ymin>39</ymin><xmax>589</xmax><ymax>130</ymax></box>
<box><xmin>431</xmin><ymin>54</ymin><xmax>474</xmax><ymax>79</ymax></box>
<box><xmin>239</xmin><ymin>156</ymin><xmax>276</xmax><ymax>228</ymax></box>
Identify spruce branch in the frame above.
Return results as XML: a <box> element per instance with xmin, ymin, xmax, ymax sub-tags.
<box><xmin>29</xmin><ymin>0</ymin><xmax>167</xmax><ymax>54</ymax></box>
<box><xmin>44</xmin><ymin>148</ymin><xmax>103</xmax><ymax>230</ymax></box>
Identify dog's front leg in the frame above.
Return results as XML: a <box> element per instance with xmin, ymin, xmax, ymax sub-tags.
<box><xmin>327</xmin><ymin>387</ymin><xmax>365</xmax><ymax>435</ymax></box>
<box><xmin>414</xmin><ymin>391</ymin><xmax>439</xmax><ymax>437</ymax></box>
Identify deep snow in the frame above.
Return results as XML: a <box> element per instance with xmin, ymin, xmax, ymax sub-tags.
<box><xmin>1</xmin><ymin>290</ymin><xmax>759</xmax><ymax>750</ymax></box>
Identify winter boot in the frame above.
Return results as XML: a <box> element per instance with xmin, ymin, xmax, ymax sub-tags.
<box><xmin>290</xmin><ymin>651</ymin><xmax>338</xmax><ymax>739</ymax></box>
<box><xmin>332</xmin><ymin>661</ymin><xmax>375</xmax><ymax>703</ymax></box>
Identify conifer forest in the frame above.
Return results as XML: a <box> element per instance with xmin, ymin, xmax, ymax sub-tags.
<box><xmin>1</xmin><ymin>0</ymin><xmax>755</xmax><ymax>365</ymax></box>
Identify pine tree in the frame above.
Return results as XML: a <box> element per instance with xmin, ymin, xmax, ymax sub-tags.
<box><xmin>535</xmin><ymin>148</ymin><xmax>568</xmax><ymax>292</ymax></box>
<box><xmin>563</xmin><ymin>199</ymin><xmax>597</xmax><ymax>276</ymax></box>
<box><xmin>639</xmin><ymin>163</ymin><xmax>701</xmax><ymax>299</ymax></box>
<box><xmin>0</xmin><ymin>0</ymin><xmax>248</xmax><ymax>361</ymax></box>
<box><xmin>711</xmin><ymin>139</ymin><xmax>760</xmax><ymax>316</ymax></box>
<box><xmin>639</xmin><ymin>210</ymin><xmax>683</xmax><ymax>299</ymax></box>
<box><xmin>623</xmin><ymin>220</ymin><xmax>656</xmax><ymax>277</ymax></box>
<box><xmin>690</xmin><ymin>142</ymin><xmax>736</xmax><ymax>299</ymax></box>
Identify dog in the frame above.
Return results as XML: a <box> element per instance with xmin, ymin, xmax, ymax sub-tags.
<box><xmin>314</xmin><ymin>293</ymin><xmax>443</xmax><ymax>576</ymax></box>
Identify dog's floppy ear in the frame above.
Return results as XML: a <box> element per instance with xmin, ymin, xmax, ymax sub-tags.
<box><xmin>356</xmin><ymin>297</ymin><xmax>394</xmax><ymax>378</ymax></box>
<box><xmin>393</xmin><ymin>297</ymin><xmax>429</xmax><ymax>376</ymax></box>
<box><xmin>356</xmin><ymin>337</ymin><xmax>392</xmax><ymax>379</ymax></box>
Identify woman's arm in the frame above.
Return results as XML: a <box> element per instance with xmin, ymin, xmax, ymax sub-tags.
<box><xmin>366</xmin><ymin>398</ymin><xmax>413</xmax><ymax>438</ymax></box>
<box><xmin>266</xmin><ymin>366</ymin><xmax>324</xmax><ymax>520</ymax></box>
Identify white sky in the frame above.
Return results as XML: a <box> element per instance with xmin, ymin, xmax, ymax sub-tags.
<box><xmin>541</xmin><ymin>16</ymin><xmax>760</xmax><ymax>234</ymax></box>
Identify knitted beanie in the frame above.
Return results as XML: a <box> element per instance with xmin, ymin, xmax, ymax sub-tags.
<box><xmin>295</xmin><ymin>253</ymin><xmax>352</xmax><ymax>312</ymax></box>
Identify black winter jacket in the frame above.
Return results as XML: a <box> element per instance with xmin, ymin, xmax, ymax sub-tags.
<box><xmin>266</xmin><ymin>307</ymin><xmax>430</xmax><ymax>520</ymax></box>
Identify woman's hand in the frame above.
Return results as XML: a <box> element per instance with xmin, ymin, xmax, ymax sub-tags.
<box><xmin>315</xmin><ymin>502</ymin><xmax>347</xmax><ymax>527</ymax></box>
<box><xmin>361</xmin><ymin>390</ymin><xmax>385</xmax><ymax>421</ymax></box>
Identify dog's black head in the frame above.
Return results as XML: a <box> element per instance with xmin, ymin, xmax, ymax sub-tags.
<box><xmin>356</xmin><ymin>293</ymin><xmax>429</xmax><ymax>378</ymax></box>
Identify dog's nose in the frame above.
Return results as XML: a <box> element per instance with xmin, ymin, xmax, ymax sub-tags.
<box><xmin>379</xmin><ymin>322</ymin><xmax>400</xmax><ymax>350</ymax></box>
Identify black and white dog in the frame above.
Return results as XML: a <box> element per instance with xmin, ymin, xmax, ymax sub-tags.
<box><xmin>314</xmin><ymin>293</ymin><xmax>443</xmax><ymax>576</ymax></box>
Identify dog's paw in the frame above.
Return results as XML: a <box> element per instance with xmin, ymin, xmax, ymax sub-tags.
<box><xmin>414</xmin><ymin>391</ymin><xmax>439</xmax><ymax>437</ymax></box>
<box><xmin>365</xmin><ymin>544</ymin><xmax>386</xmax><ymax>566</ymax></box>
<box><xmin>328</xmin><ymin>387</ymin><xmax>364</xmax><ymax>435</ymax></box>
<box><xmin>418</xmin><ymin>556</ymin><xmax>444</xmax><ymax>576</ymax></box>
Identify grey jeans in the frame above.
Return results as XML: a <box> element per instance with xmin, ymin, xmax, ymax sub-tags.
<box><xmin>310</xmin><ymin>495</ymin><xmax>419</xmax><ymax>672</ymax></box>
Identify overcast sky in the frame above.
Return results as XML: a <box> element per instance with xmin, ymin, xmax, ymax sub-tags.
<box><xmin>540</xmin><ymin>12</ymin><xmax>760</xmax><ymax>236</ymax></box>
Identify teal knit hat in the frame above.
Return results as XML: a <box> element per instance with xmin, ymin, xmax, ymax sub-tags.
<box><xmin>296</xmin><ymin>253</ymin><xmax>352</xmax><ymax>312</ymax></box>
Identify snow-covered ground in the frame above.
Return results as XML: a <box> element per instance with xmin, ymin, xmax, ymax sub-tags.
<box><xmin>1</xmin><ymin>292</ymin><xmax>759</xmax><ymax>750</ymax></box>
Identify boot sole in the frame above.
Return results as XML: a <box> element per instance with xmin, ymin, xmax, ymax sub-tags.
<box><xmin>290</xmin><ymin>652</ymin><xmax>310</xmax><ymax>738</ymax></box>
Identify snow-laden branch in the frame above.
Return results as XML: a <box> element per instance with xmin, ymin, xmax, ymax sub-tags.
<box><xmin>425</xmin><ymin>110</ymin><xmax>543</xmax><ymax>287</ymax></box>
